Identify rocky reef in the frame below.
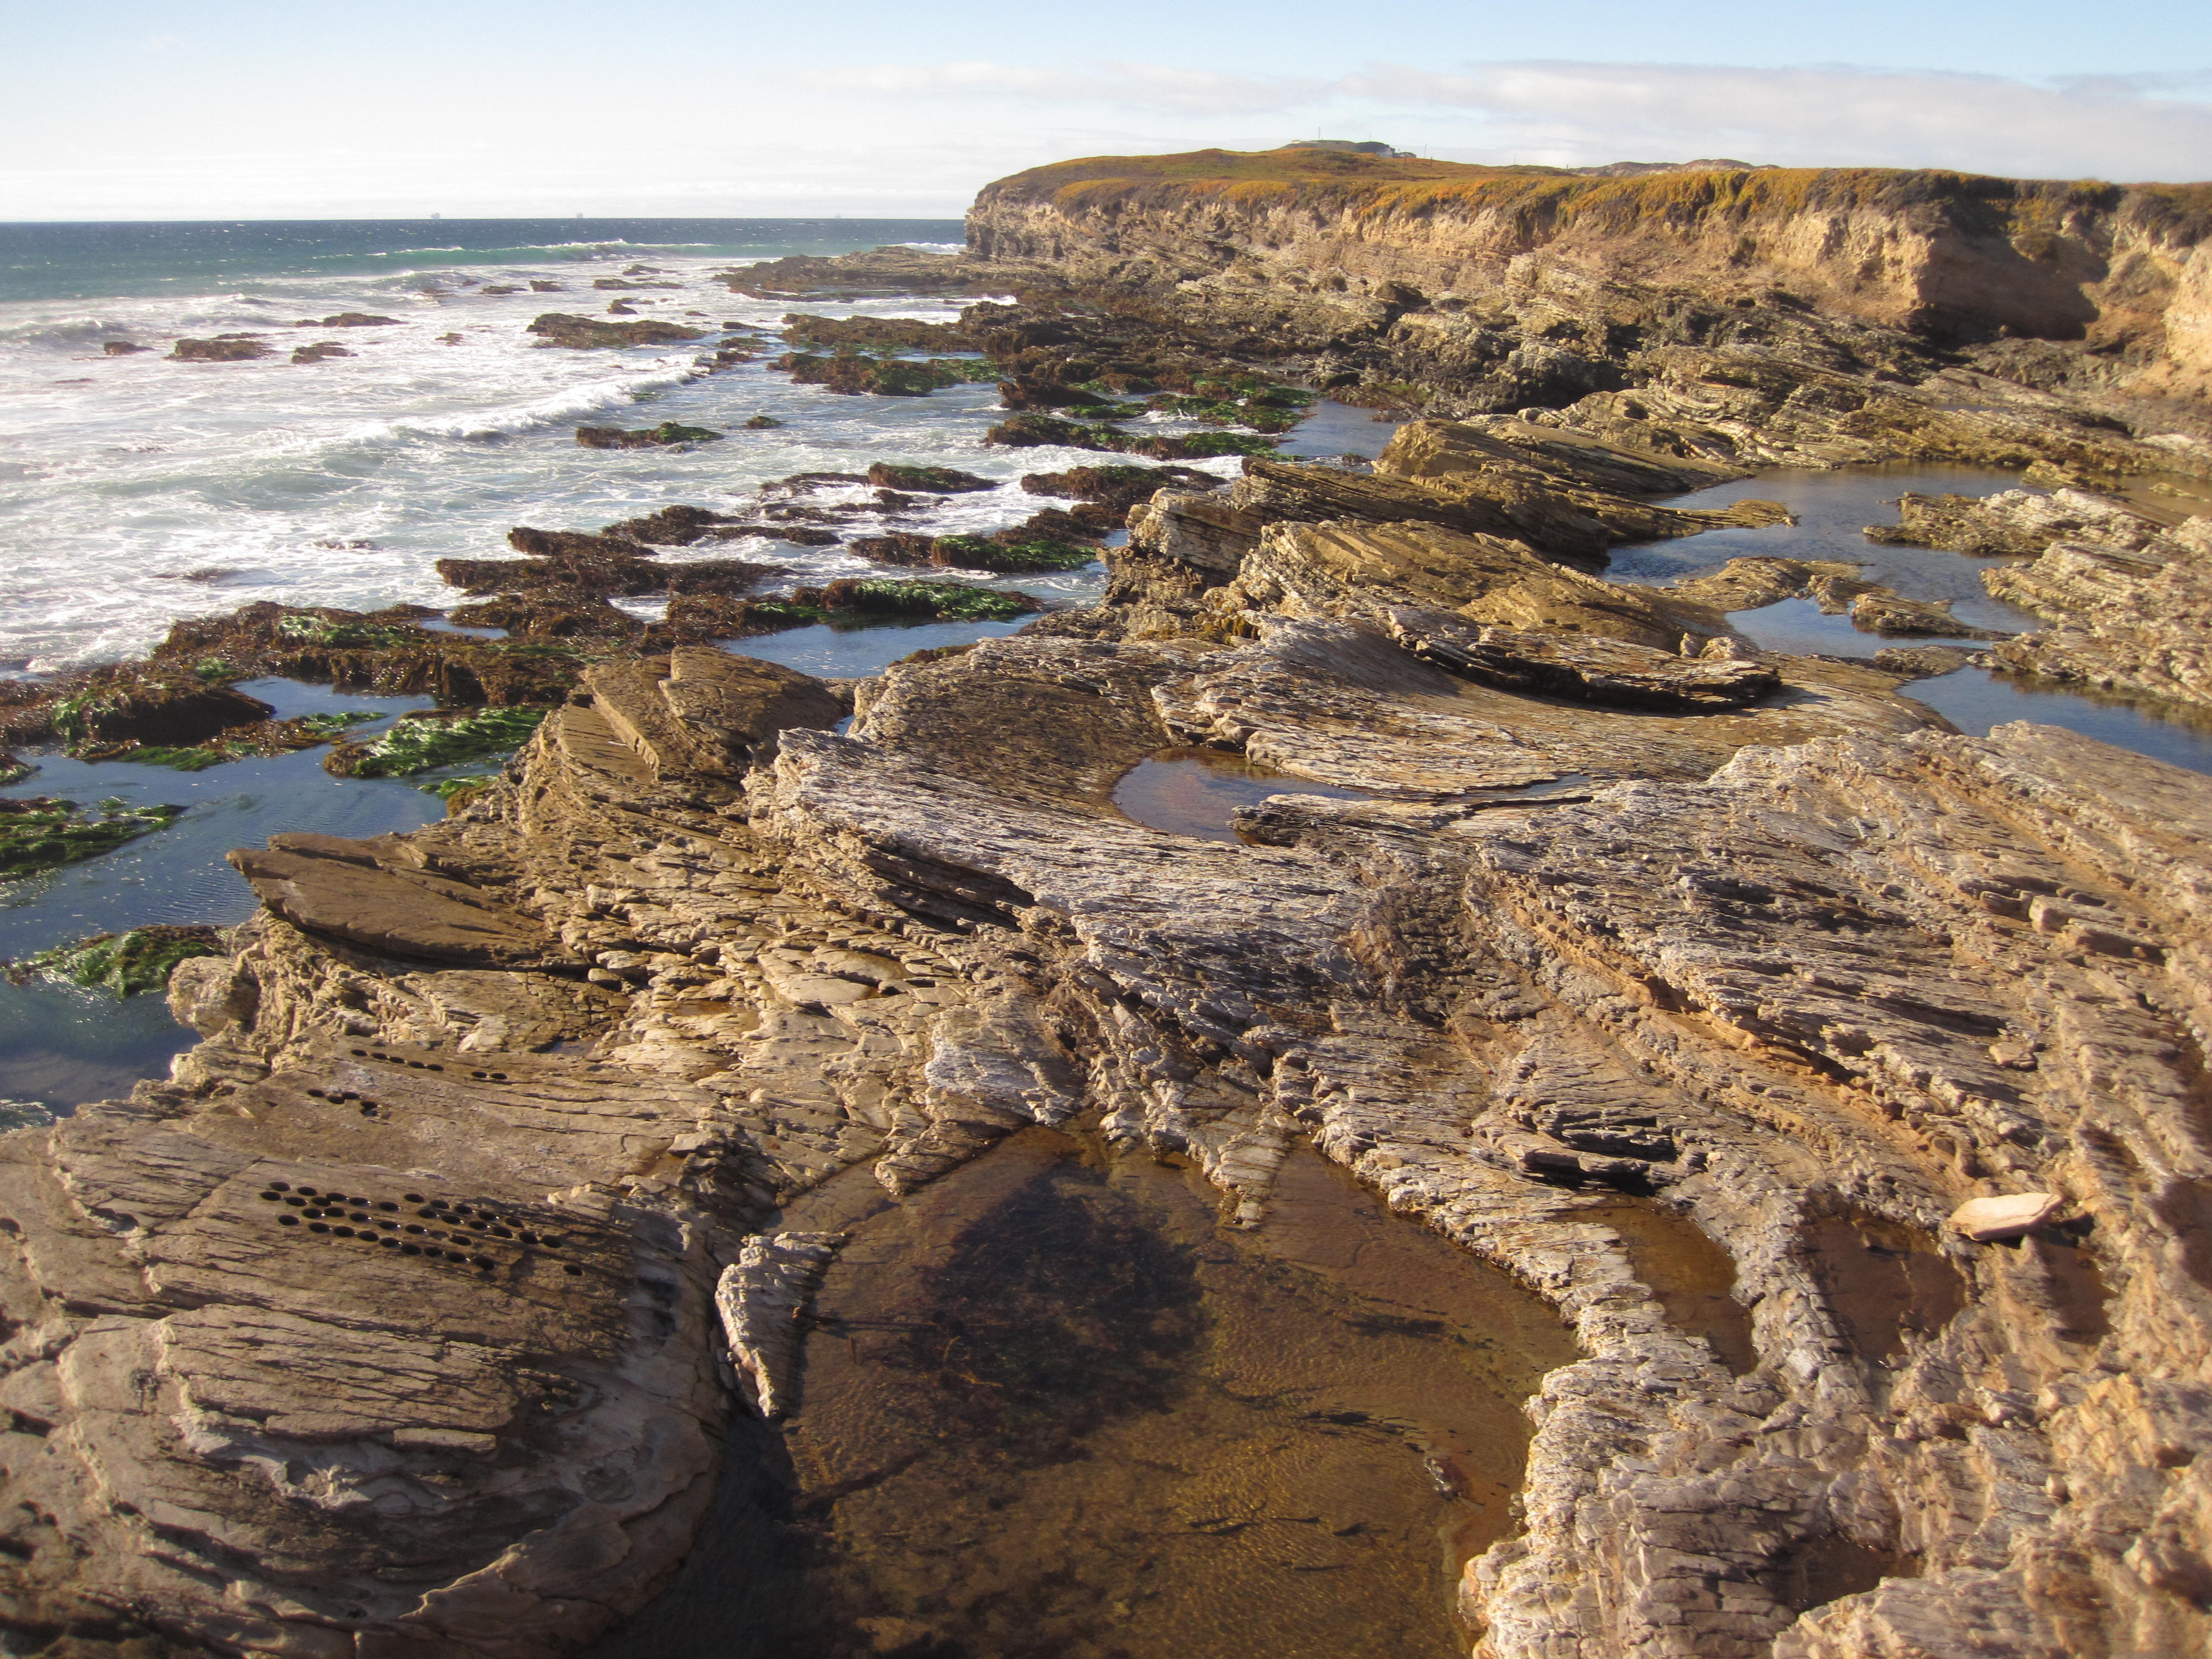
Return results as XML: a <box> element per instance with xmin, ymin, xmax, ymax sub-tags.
<box><xmin>1866</xmin><ymin>486</ymin><xmax>2212</xmax><ymax>711</ymax></box>
<box><xmin>5</xmin><ymin>147</ymin><xmax>2212</xmax><ymax>1659</ymax></box>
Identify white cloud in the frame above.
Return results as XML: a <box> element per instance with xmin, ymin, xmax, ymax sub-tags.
<box><xmin>786</xmin><ymin>56</ymin><xmax>2212</xmax><ymax>181</ymax></box>
<box><xmin>1344</xmin><ymin>61</ymin><xmax>2212</xmax><ymax>179</ymax></box>
<box><xmin>792</xmin><ymin>60</ymin><xmax>1321</xmax><ymax>116</ymax></box>
<box><xmin>11</xmin><ymin>56</ymin><xmax>2208</xmax><ymax>218</ymax></box>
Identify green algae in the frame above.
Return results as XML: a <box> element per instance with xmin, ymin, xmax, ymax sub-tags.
<box><xmin>1162</xmin><ymin>431</ymin><xmax>1284</xmax><ymax>458</ymax></box>
<box><xmin>1147</xmin><ymin>394</ymin><xmax>1306</xmax><ymax>432</ymax></box>
<box><xmin>983</xmin><ymin>413</ymin><xmax>1280</xmax><ymax>460</ymax></box>
<box><xmin>11</xmin><ymin>924</ymin><xmax>226</xmax><ymax>998</ymax></box>
<box><xmin>340</xmin><ymin>706</ymin><xmax>548</xmax><ymax>779</ymax></box>
<box><xmin>830</xmin><ymin>580</ymin><xmax>1039</xmax><ymax>620</ymax></box>
<box><xmin>928</xmin><ymin>534</ymin><xmax>1099</xmax><ymax>573</ymax></box>
<box><xmin>276</xmin><ymin>614</ymin><xmax>408</xmax><ymax>648</ymax></box>
<box><xmin>0</xmin><ymin>798</ymin><xmax>185</xmax><ymax>880</ymax></box>
<box><xmin>63</xmin><ymin>710</ymin><xmax>382</xmax><ymax>771</ymax></box>
<box><xmin>743</xmin><ymin>581</ymin><xmax>1043</xmax><ymax>629</ymax></box>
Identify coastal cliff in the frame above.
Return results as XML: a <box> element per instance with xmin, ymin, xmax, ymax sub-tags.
<box><xmin>968</xmin><ymin>148</ymin><xmax>2212</xmax><ymax>408</ymax></box>
<box><xmin>3</xmin><ymin>150</ymin><xmax>2212</xmax><ymax>1659</ymax></box>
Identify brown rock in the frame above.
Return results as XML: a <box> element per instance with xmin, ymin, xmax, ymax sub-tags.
<box><xmin>525</xmin><ymin>312</ymin><xmax>707</xmax><ymax>349</ymax></box>
<box><xmin>169</xmin><ymin>337</ymin><xmax>271</xmax><ymax>362</ymax></box>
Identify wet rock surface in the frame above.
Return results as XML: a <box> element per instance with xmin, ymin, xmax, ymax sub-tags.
<box><xmin>8</xmin><ymin>160</ymin><xmax>2212</xmax><ymax>1659</ymax></box>
<box><xmin>526</xmin><ymin>313</ymin><xmax>709</xmax><ymax>349</ymax></box>
<box><xmin>1856</xmin><ymin>483</ymin><xmax>2212</xmax><ymax>710</ymax></box>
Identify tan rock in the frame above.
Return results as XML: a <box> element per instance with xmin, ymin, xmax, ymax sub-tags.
<box><xmin>1949</xmin><ymin>1192</ymin><xmax>2064</xmax><ymax>1241</ymax></box>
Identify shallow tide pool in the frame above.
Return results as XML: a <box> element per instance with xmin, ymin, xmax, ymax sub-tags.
<box><xmin>589</xmin><ymin>1130</ymin><xmax>1578</xmax><ymax>1659</ymax></box>
<box><xmin>1610</xmin><ymin>464</ymin><xmax>2212</xmax><ymax>776</ymax></box>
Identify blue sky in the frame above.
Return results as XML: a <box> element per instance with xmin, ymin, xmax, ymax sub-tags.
<box><xmin>4</xmin><ymin>0</ymin><xmax>2209</xmax><ymax>217</ymax></box>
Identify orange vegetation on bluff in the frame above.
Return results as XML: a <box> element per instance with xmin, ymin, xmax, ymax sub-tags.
<box><xmin>978</xmin><ymin>145</ymin><xmax>2212</xmax><ymax>247</ymax></box>
<box><xmin>969</xmin><ymin>147</ymin><xmax>2212</xmax><ymax>389</ymax></box>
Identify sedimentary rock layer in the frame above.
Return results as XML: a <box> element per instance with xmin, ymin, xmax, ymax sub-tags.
<box><xmin>6</xmin><ymin>168</ymin><xmax>2212</xmax><ymax>1659</ymax></box>
<box><xmin>968</xmin><ymin>147</ymin><xmax>2212</xmax><ymax>400</ymax></box>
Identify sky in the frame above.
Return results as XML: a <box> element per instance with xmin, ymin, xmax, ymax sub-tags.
<box><xmin>3</xmin><ymin>0</ymin><xmax>2209</xmax><ymax>219</ymax></box>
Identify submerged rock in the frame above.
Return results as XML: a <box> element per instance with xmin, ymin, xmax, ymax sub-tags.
<box><xmin>574</xmin><ymin>422</ymin><xmax>725</xmax><ymax>449</ymax></box>
<box><xmin>0</xmin><ymin>796</ymin><xmax>182</xmax><ymax>879</ymax></box>
<box><xmin>168</xmin><ymin>336</ymin><xmax>271</xmax><ymax>362</ymax></box>
<box><xmin>7</xmin><ymin>922</ymin><xmax>226</xmax><ymax>997</ymax></box>
<box><xmin>525</xmin><ymin>312</ymin><xmax>708</xmax><ymax>348</ymax></box>
<box><xmin>714</xmin><ymin>1232</ymin><xmax>844</xmax><ymax>1418</ymax></box>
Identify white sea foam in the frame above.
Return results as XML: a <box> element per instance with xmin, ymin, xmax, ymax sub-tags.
<box><xmin>0</xmin><ymin>254</ymin><xmax>1130</xmax><ymax>669</ymax></box>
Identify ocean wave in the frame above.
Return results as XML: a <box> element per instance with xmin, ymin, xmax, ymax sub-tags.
<box><xmin>0</xmin><ymin>317</ymin><xmax>123</xmax><ymax>347</ymax></box>
<box><xmin>328</xmin><ymin>363</ymin><xmax>702</xmax><ymax>447</ymax></box>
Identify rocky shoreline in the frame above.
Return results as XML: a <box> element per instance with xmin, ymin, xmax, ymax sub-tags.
<box><xmin>3</xmin><ymin>149</ymin><xmax>2212</xmax><ymax>1659</ymax></box>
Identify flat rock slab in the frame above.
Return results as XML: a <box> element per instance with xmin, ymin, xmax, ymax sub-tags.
<box><xmin>229</xmin><ymin>840</ymin><xmax>565</xmax><ymax>967</ymax></box>
<box><xmin>1385</xmin><ymin>611</ymin><xmax>1779</xmax><ymax>711</ymax></box>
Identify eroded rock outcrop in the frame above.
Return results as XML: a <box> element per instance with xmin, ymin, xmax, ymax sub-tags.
<box><xmin>9</xmin><ymin>155</ymin><xmax>2212</xmax><ymax>1659</ymax></box>
<box><xmin>1859</xmin><ymin>485</ymin><xmax>2212</xmax><ymax>711</ymax></box>
<box><xmin>968</xmin><ymin>147</ymin><xmax>2212</xmax><ymax>406</ymax></box>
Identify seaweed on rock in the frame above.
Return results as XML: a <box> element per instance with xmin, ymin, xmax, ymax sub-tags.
<box><xmin>9</xmin><ymin>924</ymin><xmax>226</xmax><ymax>998</ymax></box>
<box><xmin>0</xmin><ymin>797</ymin><xmax>184</xmax><ymax>880</ymax></box>
<box><xmin>327</xmin><ymin>707</ymin><xmax>549</xmax><ymax>780</ymax></box>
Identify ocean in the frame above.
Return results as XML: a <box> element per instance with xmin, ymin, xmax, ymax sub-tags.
<box><xmin>0</xmin><ymin>216</ymin><xmax>1170</xmax><ymax>672</ymax></box>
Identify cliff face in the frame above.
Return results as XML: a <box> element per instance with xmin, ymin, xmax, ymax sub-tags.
<box><xmin>968</xmin><ymin>148</ymin><xmax>2212</xmax><ymax>400</ymax></box>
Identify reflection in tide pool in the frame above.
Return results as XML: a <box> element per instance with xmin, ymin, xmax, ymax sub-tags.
<box><xmin>592</xmin><ymin>1131</ymin><xmax>1577</xmax><ymax>1659</ymax></box>
<box><xmin>1112</xmin><ymin>747</ymin><xmax>1379</xmax><ymax>841</ymax></box>
<box><xmin>1906</xmin><ymin>666</ymin><xmax>2212</xmax><ymax>775</ymax></box>
<box><xmin>1612</xmin><ymin>466</ymin><xmax>2212</xmax><ymax>775</ymax></box>
<box><xmin>721</xmin><ymin>618</ymin><xmax>1034</xmax><ymax>681</ymax></box>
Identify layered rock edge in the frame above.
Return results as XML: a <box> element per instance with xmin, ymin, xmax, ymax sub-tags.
<box><xmin>3</xmin><ymin>149</ymin><xmax>2212</xmax><ymax>1659</ymax></box>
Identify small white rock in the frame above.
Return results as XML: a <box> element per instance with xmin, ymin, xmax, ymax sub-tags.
<box><xmin>1948</xmin><ymin>1191</ymin><xmax>2062</xmax><ymax>1241</ymax></box>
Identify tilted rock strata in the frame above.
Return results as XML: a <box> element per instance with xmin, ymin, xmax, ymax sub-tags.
<box><xmin>1859</xmin><ymin>484</ymin><xmax>2212</xmax><ymax>711</ymax></box>
<box><xmin>6</xmin><ymin>592</ymin><xmax>2210</xmax><ymax>1657</ymax></box>
<box><xmin>1984</xmin><ymin>513</ymin><xmax>2212</xmax><ymax>711</ymax></box>
<box><xmin>758</xmin><ymin>640</ymin><xmax>2212</xmax><ymax>1659</ymax></box>
<box><xmin>8</xmin><ymin>184</ymin><xmax>2212</xmax><ymax>1659</ymax></box>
